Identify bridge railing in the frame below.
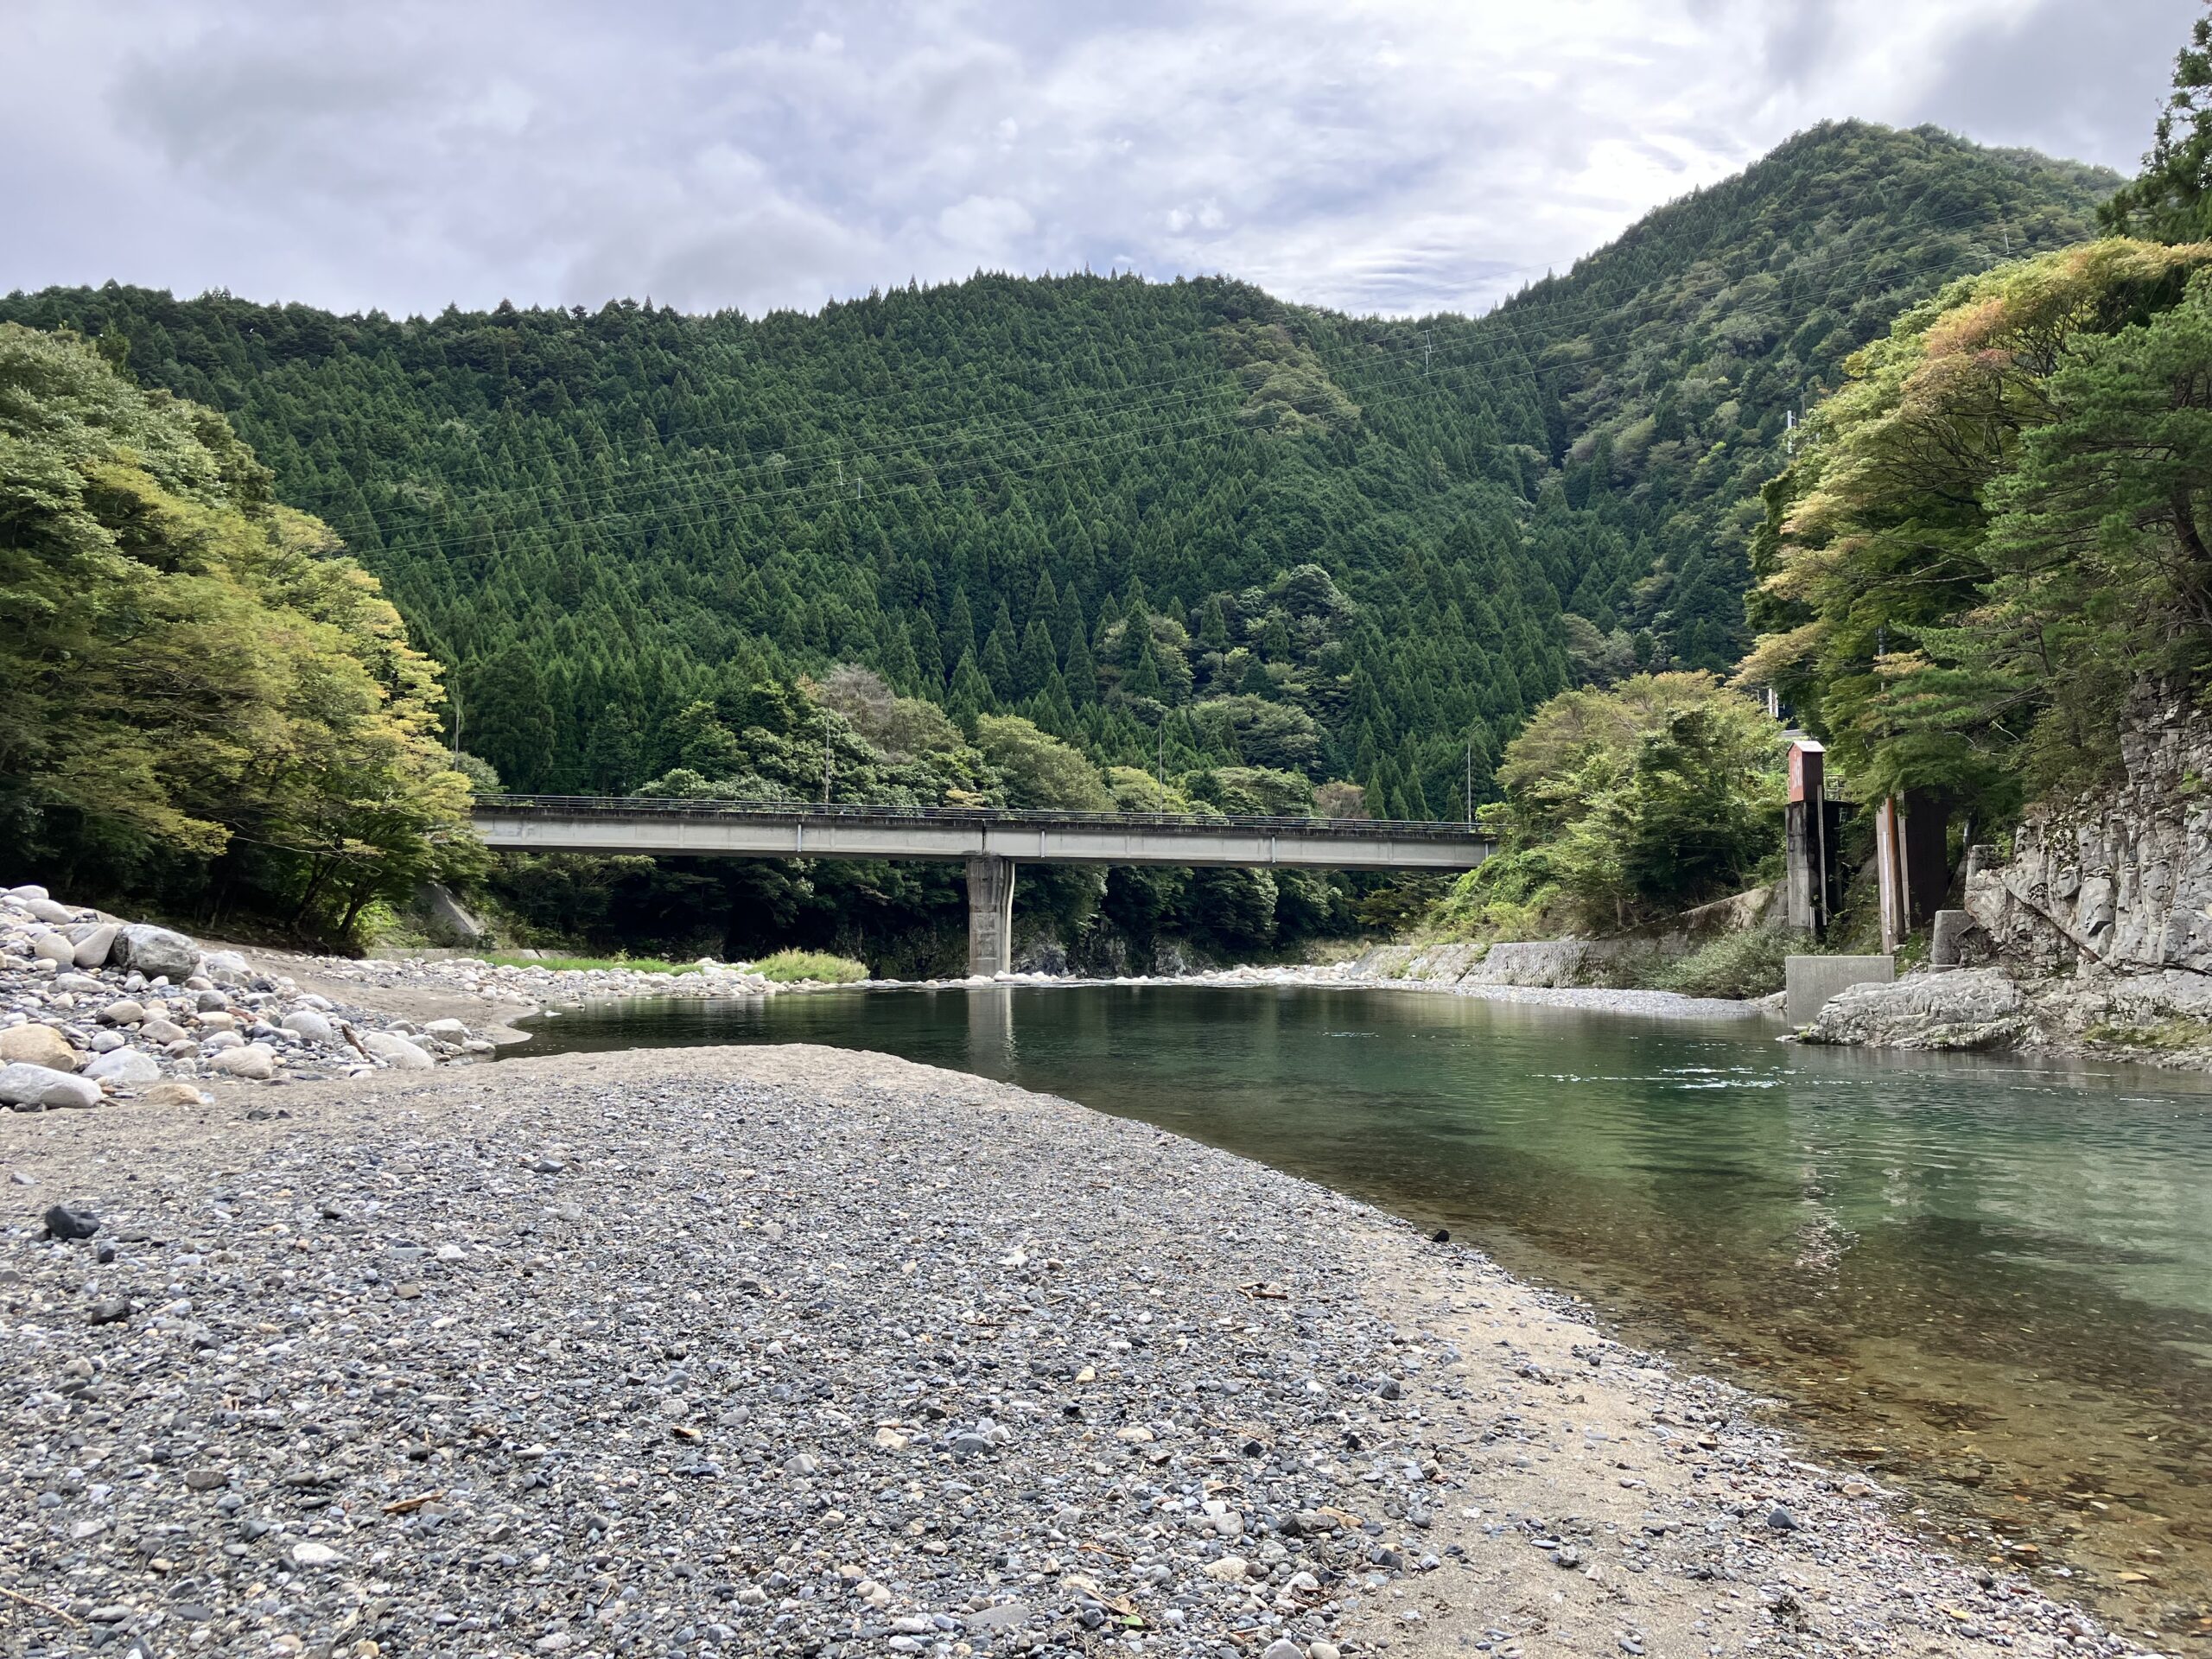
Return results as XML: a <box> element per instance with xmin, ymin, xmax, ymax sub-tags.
<box><xmin>474</xmin><ymin>792</ymin><xmax>1491</xmax><ymax>843</ymax></box>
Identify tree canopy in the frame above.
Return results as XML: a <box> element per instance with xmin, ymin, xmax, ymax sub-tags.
<box><xmin>0</xmin><ymin>323</ymin><xmax>477</xmax><ymax>937</ymax></box>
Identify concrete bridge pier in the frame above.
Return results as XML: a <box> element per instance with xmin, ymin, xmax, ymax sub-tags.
<box><xmin>965</xmin><ymin>855</ymin><xmax>1017</xmax><ymax>976</ymax></box>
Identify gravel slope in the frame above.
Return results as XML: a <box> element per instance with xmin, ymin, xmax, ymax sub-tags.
<box><xmin>2</xmin><ymin>1046</ymin><xmax>2145</xmax><ymax>1659</ymax></box>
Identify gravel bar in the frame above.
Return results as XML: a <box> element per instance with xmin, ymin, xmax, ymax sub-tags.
<box><xmin>3</xmin><ymin>1046</ymin><xmax>2149</xmax><ymax>1659</ymax></box>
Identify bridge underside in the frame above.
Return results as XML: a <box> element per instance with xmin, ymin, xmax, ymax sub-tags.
<box><xmin>470</xmin><ymin>805</ymin><xmax>1491</xmax><ymax>976</ymax></box>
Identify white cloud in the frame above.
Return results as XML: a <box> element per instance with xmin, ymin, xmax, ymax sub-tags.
<box><xmin>1</xmin><ymin>0</ymin><xmax>2187</xmax><ymax>319</ymax></box>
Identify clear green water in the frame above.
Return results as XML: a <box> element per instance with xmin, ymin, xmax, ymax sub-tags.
<box><xmin>505</xmin><ymin>984</ymin><xmax>2212</xmax><ymax>1632</ymax></box>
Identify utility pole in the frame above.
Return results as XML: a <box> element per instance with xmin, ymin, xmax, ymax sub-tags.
<box><xmin>822</xmin><ymin>707</ymin><xmax>834</xmax><ymax>804</ymax></box>
<box><xmin>1784</xmin><ymin>408</ymin><xmax>1796</xmax><ymax>457</ymax></box>
<box><xmin>1465</xmin><ymin>736</ymin><xmax>1473</xmax><ymax>826</ymax></box>
<box><xmin>1156</xmin><ymin>720</ymin><xmax>1166</xmax><ymax>786</ymax></box>
<box><xmin>1421</xmin><ymin>328</ymin><xmax>1434</xmax><ymax>377</ymax></box>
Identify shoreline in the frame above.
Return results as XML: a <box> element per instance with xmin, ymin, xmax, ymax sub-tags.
<box><xmin>1</xmin><ymin>1044</ymin><xmax>2149</xmax><ymax>1657</ymax></box>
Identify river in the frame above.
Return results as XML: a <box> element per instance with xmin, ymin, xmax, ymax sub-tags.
<box><xmin>502</xmin><ymin>982</ymin><xmax>2212</xmax><ymax>1633</ymax></box>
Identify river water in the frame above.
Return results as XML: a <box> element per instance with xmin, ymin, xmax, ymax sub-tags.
<box><xmin>504</xmin><ymin>982</ymin><xmax>2212</xmax><ymax>1634</ymax></box>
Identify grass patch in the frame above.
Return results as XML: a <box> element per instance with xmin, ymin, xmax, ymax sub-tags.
<box><xmin>752</xmin><ymin>948</ymin><xmax>868</xmax><ymax>984</ymax></box>
<box><xmin>1639</xmin><ymin>927</ymin><xmax>1798</xmax><ymax>1001</ymax></box>
<box><xmin>483</xmin><ymin>952</ymin><xmax>701</xmax><ymax>975</ymax></box>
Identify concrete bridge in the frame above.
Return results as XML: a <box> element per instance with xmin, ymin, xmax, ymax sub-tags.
<box><xmin>470</xmin><ymin>794</ymin><xmax>1494</xmax><ymax>975</ymax></box>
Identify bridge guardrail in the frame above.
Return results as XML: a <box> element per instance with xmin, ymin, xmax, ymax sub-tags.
<box><xmin>474</xmin><ymin>792</ymin><xmax>1491</xmax><ymax>844</ymax></box>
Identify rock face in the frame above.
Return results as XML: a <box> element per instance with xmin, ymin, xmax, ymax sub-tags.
<box><xmin>0</xmin><ymin>1062</ymin><xmax>104</xmax><ymax>1109</ymax></box>
<box><xmin>1967</xmin><ymin>690</ymin><xmax>2212</xmax><ymax>975</ymax></box>
<box><xmin>0</xmin><ymin>1023</ymin><xmax>80</xmax><ymax>1071</ymax></box>
<box><xmin>1802</xmin><ymin>969</ymin><xmax>2034</xmax><ymax>1051</ymax></box>
<box><xmin>111</xmin><ymin>924</ymin><xmax>201</xmax><ymax>982</ymax></box>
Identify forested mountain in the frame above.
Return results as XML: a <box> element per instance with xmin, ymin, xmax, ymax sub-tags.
<box><xmin>0</xmin><ymin>123</ymin><xmax>2115</xmax><ymax>835</ymax></box>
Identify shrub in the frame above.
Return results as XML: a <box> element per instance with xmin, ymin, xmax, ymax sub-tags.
<box><xmin>1641</xmin><ymin>927</ymin><xmax>1799</xmax><ymax>1000</ymax></box>
<box><xmin>753</xmin><ymin>949</ymin><xmax>868</xmax><ymax>984</ymax></box>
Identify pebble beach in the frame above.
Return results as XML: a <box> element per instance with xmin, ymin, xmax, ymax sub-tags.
<box><xmin>3</xmin><ymin>1039</ymin><xmax>2154</xmax><ymax>1659</ymax></box>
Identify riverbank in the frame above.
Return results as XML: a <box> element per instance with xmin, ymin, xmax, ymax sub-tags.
<box><xmin>1801</xmin><ymin>964</ymin><xmax>2212</xmax><ymax>1071</ymax></box>
<box><xmin>2</xmin><ymin>1044</ymin><xmax>2151</xmax><ymax>1658</ymax></box>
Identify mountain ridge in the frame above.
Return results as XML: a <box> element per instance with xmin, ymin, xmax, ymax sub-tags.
<box><xmin>0</xmin><ymin>120</ymin><xmax>2120</xmax><ymax>819</ymax></box>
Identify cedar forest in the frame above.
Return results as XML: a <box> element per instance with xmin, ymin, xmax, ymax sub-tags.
<box><xmin>15</xmin><ymin>74</ymin><xmax>2212</xmax><ymax>970</ymax></box>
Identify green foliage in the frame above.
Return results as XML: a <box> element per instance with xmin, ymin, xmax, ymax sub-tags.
<box><xmin>1743</xmin><ymin>239</ymin><xmax>2212</xmax><ymax>812</ymax></box>
<box><xmin>1439</xmin><ymin>673</ymin><xmax>1784</xmax><ymax>935</ymax></box>
<box><xmin>1638</xmin><ymin>926</ymin><xmax>1796</xmax><ymax>1000</ymax></box>
<box><xmin>975</xmin><ymin>715</ymin><xmax>1112</xmax><ymax>810</ymax></box>
<box><xmin>751</xmin><ymin>948</ymin><xmax>868</xmax><ymax>983</ymax></box>
<box><xmin>0</xmin><ymin>122</ymin><xmax>2107</xmax><ymax>835</ymax></box>
<box><xmin>0</xmin><ymin>323</ymin><xmax>477</xmax><ymax>942</ymax></box>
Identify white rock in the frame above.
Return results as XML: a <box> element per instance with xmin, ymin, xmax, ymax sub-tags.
<box><xmin>70</xmin><ymin>923</ymin><xmax>118</xmax><ymax>969</ymax></box>
<box><xmin>290</xmin><ymin>1541</ymin><xmax>340</xmax><ymax>1567</ymax></box>
<box><xmin>423</xmin><ymin>1017</ymin><xmax>470</xmax><ymax>1039</ymax></box>
<box><xmin>24</xmin><ymin>898</ymin><xmax>78</xmax><ymax>925</ymax></box>
<box><xmin>200</xmin><ymin>950</ymin><xmax>251</xmax><ymax>981</ymax></box>
<box><xmin>1202</xmin><ymin>1556</ymin><xmax>1250</xmax><ymax>1582</ymax></box>
<box><xmin>281</xmin><ymin>1009</ymin><xmax>337</xmax><ymax>1046</ymax></box>
<box><xmin>360</xmin><ymin>1030</ymin><xmax>434</xmax><ymax>1070</ymax></box>
<box><xmin>0</xmin><ymin>1063</ymin><xmax>103</xmax><ymax>1109</ymax></box>
<box><xmin>209</xmin><ymin>1043</ymin><xmax>277</xmax><ymax>1080</ymax></box>
<box><xmin>85</xmin><ymin>1048</ymin><xmax>162</xmax><ymax>1084</ymax></box>
<box><xmin>31</xmin><ymin>932</ymin><xmax>73</xmax><ymax>965</ymax></box>
<box><xmin>5</xmin><ymin>884</ymin><xmax>50</xmax><ymax>901</ymax></box>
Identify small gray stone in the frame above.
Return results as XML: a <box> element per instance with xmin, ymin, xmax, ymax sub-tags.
<box><xmin>44</xmin><ymin>1204</ymin><xmax>99</xmax><ymax>1240</ymax></box>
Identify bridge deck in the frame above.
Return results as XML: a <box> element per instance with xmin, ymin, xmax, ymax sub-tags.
<box><xmin>469</xmin><ymin>794</ymin><xmax>1493</xmax><ymax>871</ymax></box>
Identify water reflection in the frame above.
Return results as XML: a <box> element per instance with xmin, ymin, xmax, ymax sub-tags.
<box><xmin>505</xmin><ymin>984</ymin><xmax>2212</xmax><ymax>1633</ymax></box>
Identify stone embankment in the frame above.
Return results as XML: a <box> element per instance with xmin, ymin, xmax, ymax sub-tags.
<box><xmin>1152</xmin><ymin>954</ymin><xmax>1779</xmax><ymax>1023</ymax></box>
<box><xmin>1802</xmin><ymin>692</ymin><xmax>2212</xmax><ymax>1064</ymax></box>
<box><xmin>1</xmin><ymin>1046</ymin><xmax>2145</xmax><ymax>1658</ymax></box>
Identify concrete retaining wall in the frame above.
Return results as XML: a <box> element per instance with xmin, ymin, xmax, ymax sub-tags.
<box><xmin>1785</xmin><ymin>955</ymin><xmax>1894</xmax><ymax>1025</ymax></box>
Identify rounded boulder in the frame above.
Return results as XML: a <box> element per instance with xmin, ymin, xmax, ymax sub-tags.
<box><xmin>85</xmin><ymin>1048</ymin><xmax>162</xmax><ymax>1085</ymax></box>
<box><xmin>0</xmin><ymin>1063</ymin><xmax>104</xmax><ymax>1110</ymax></box>
<box><xmin>0</xmin><ymin>1024</ymin><xmax>80</xmax><ymax>1073</ymax></box>
<box><xmin>112</xmin><ymin>924</ymin><xmax>202</xmax><ymax>982</ymax></box>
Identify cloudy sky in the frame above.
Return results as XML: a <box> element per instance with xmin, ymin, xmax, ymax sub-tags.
<box><xmin>3</xmin><ymin>0</ymin><xmax>2188</xmax><ymax>321</ymax></box>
